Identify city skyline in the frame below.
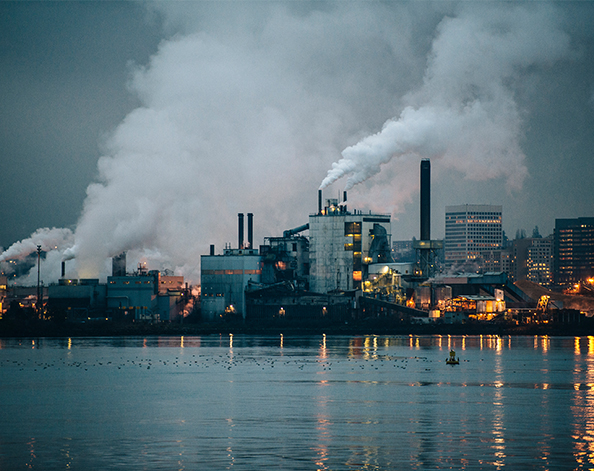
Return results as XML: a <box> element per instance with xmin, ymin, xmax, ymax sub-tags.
<box><xmin>1</xmin><ymin>1</ymin><xmax>593</xmax><ymax>284</ymax></box>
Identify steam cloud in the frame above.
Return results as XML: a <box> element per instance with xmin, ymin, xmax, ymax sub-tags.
<box><xmin>0</xmin><ymin>2</ymin><xmax>575</xmax><ymax>284</ymax></box>
<box><xmin>0</xmin><ymin>228</ymin><xmax>73</xmax><ymax>263</ymax></box>
<box><xmin>320</xmin><ymin>6</ymin><xmax>569</xmax><ymax>191</ymax></box>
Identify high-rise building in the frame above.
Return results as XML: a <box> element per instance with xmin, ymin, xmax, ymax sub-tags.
<box><xmin>554</xmin><ymin>217</ymin><xmax>594</xmax><ymax>286</ymax></box>
<box><xmin>527</xmin><ymin>237</ymin><xmax>553</xmax><ymax>286</ymax></box>
<box><xmin>445</xmin><ymin>204</ymin><xmax>503</xmax><ymax>272</ymax></box>
<box><xmin>502</xmin><ymin>236</ymin><xmax>553</xmax><ymax>285</ymax></box>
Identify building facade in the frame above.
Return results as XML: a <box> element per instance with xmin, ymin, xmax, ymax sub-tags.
<box><xmin>554</xmin><ymin>217</ymin><xmax>594</xmax><ymax>285</ymax></box>
<box><xmin>501</xmin><ymin>237</ymin><xmax>553</xmax><ymax>285</ymax></box>
<box><xmin>200</xmin><ymin>248</ymin><xmax>262</xmax><ymax>320</ymax></box>
<box><xmin>527</xmin><ymin>237</ymin><xmax>553</xmax><ymax>286</ymax></box>
<box><xmin>445</xmin><ymin>204</ymin><xmax>503</xmax><ymax>272</ymax></box>
<box><xmin>309</xmin><ymin>200</ymin><xmax>392</xmax><ymax>294</ymax></box>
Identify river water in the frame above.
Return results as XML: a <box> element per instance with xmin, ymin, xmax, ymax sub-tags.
<box><xmin>0</xmin><ymin>334</ymin><xmax>593</xmax><ymax>470</ymax></box>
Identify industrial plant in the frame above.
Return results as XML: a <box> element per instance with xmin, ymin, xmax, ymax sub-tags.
<box><xmin>1</xmin><ymin>159</ymin><xmax>593</xmax><ymax>330</ymax></box>
<box><xmin>198</xmin><ymin>159</ymin><xmax>594</xmax><ymax>327</ymax></box>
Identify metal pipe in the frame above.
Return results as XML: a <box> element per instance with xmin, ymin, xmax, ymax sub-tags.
<box><xmin>283</xmin><ymin>223</ymin><xmax>309</xmax><ymax>238</ymax></box>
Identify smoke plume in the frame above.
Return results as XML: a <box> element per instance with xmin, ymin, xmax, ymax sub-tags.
<box><xmin>320</xmin><ymin>5</ymin><xmax>570</xmax><ymax>191</ymax></box>
<box><xmin>0</xmin><ymin>2</ymin><xmax>576</xmax><ymax>284</ymax></box>
<box><xmin>0</xmin><ymin>228</ymin><xmax>73</xmax><ymax>263</ymax></box>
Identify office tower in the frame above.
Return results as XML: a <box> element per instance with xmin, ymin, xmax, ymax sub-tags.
<box><xmin>554</xmin><ymin>217</ymin><xmax>594</xmax><ymax>285</ymax></box>
<box><xmin>445</xmin><ymin>204</ymin><xmax>503</xmax><ymax>272</ymax></box>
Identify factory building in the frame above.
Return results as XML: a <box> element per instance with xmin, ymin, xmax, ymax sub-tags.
<box><xmin>47</xmin><ymin>278</ymin><xmax>107</xmax><ymax>321</ymax></box>
<box><xmin>554</xmin><ymin>217</ymin><xmax>594</xmax><ymax>286</ymax></box>
<box><xmin>107</xmin><ymin>272</ymin><xmax>157</xmax><ymax>321</ymax></box>
<box><xmin>44</xmin><ymin>254</ymin><xmax>188</xmax><ymax>322</ymax></box>
<box><xmin>260</xmin><ymin>228</ymin><xmax>309</xmax><ymax>289</ymax></box>
<box><xmin>308</xmin><ymin>192</ymin><xmax>392</xmax><ymax>294</ymax></box>
<box><xmin>200</xmin><ymin>213</ymin><xmax>261</xmax><ymax>320</ymax></box>
<box><xmin>445</xmin><ymin>204</ymin><xmax>503</xmax><ymax>272</ymax></box>
<box><xmin>199</xmin><ymin>161</ymin><xmax>557</xmax><ymax>325</ymax></box>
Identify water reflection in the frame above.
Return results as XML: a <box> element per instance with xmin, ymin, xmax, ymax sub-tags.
<box><xmin>3</xmin><ymin>335</ymin><xmax>594</xmax><ymax>469</ymax></box>
<box><xmin>572</xmin><ymin>342</ymin><xmax>594</xmax><ymax>466</ymax></box>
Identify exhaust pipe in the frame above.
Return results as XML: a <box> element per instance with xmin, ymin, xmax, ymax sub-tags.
<box><xmin>318</xmin><ymin>189</ymin><xmax>323</xmax><ymax>214</ymax></box>
<box><xmin>238</xmin><ymin>213</ymin><xmax>244</xmax><ymax>249</ymax></box>
<box><xmin>247</xmin><ymin>213</ymin><xmax>253</xmax><ymax>249</ymax></box>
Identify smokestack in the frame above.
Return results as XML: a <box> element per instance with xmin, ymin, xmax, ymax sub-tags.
<box><xmin>420</xmin><ymin>159</ymin><xmax>430</xmax><ymax>241</ymax></box>
<box><xmin>61</xmin><ymin>261</ymin><xmax>66</xmax><ymax>278</ymax></box>
<box><xmin>318</xmin><ymin>189</ymin><xmax>322</xmax><ymax>214</ymax></box>
<box><xmin>343</xmin><ymin>191</ymin><xmax>347</xmax><ymax>203</ymax></box>
<box><xmin>238</xmin><ymin>213</ymin><xmax>244</xmax><ymax>249</ymax></box>
<box><xmin>210</xmin><ymin>244</ymin><xmax>215</xmax><ymax>256</ymax></box>
<box><xmin>247</xmin><ymin>213</ymin><xmax>253</xmax><ymax>249</ymax></box>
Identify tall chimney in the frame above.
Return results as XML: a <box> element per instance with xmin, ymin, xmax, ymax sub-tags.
<box><xmin>420</xmin><ymin>159</ymin><xmax>430</xmax><ymax>241</ymax></box>
<box><xmin>247</xmin><ymin>213</ymin><xmax>253</xmax><ymax>249</ymax></box>
<box><xmin>61</xmin><ymin>261</ymin><xmax>66</xmax><ymax>278</ymax></box>
<box><xmin>238</xmin><ymin>213</ymin><xmax>244</xmax><ymax>249</ymax></box>
<box><xmin>318</xmin><ymin>189</ymin><xmax>323</xmax><ymax>214</ymax></box>
<box><xmin>210</xmin><ymin>244</ymin><xmax>215</xmax><ymax>256</ymax></box>
<box><xmin>343</xmin><ymin>191</ymin><xmax>347</xmax><ymax>203</ymax></box>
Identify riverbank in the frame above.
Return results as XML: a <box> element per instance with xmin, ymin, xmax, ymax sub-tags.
<box><xmin>1</xmin><ymin>318</ymin><xmax>593</xmax><ymax>338</ymax></box>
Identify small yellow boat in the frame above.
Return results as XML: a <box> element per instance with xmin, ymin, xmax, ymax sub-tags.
<box><xmin>446</xmin><ymin>350</ymin><xmax>459</xmax><ymax>365</ymax></box>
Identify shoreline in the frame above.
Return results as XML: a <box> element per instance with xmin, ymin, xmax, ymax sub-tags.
<box><xmin>1</xmin><ymin>319</ymin><xmax>593</xmax><ymax>338</ymax></box>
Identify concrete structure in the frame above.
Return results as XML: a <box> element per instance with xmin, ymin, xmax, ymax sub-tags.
<box><xmin>445</xmin><ymin>204</ymin><xmax>503</xmax><ymax>272</ymax></box>
<box><xmin>47</xmin><ymin>278</ymin><xmax>107</xmax><ymax>320</ymax></box>
<box><xmin>246</xmin><ymin>284</ymin><xmax>355</xmax><ymax>321</ymax></box>
<box><xmin>260</xmin><ymin>234</ymin><xmax>309</xmax><ymax>288</ymax></box>
<box><xmin>107</xmin><ymin>274</ymin><xmax>158</xmax><ymax>321</ymax></box>
<box><xmin>200</xmin><ymin>248</ymin><xmax>262</xmax><ymax>320</ymax></box>
<box><xmin>554</xmin><ymin>217</ymin><xmax>594</xmax><ymax>286</ymax></box>
<box><xmin>392</xmin><ymin>240</ymin><xmax>415</xmax><ymax>262</ymax></box>
<box><xmin>308</xmin><ymin>197</ymin><xmax>392</xmax><ymax>294</ymax></box>
<box><xmin>413</xmin><ymin>159</ymin><xmax>443</xmax><ymax>278</ymax></box>
<box><xmin>157</xmin><ymin>275</ymin><xmax>185</xmax><ymax>295</ymax></box>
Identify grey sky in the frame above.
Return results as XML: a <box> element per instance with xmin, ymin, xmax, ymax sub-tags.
<box><xmin>0</xmin><ymin>1</ymin><xmax>161</xmax><ymax>245</ymax></box>
<box><xmin>1</xmin><ymin>1</ymin><xmax>593</xmax><ymax>283</ymax></box>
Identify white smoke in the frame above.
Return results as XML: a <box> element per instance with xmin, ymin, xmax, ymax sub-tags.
<box><xmin>59</xmin><ymin>2</ymin><xmax>422</xmax><ymax>282</ymax></box>
<box><xmin>1</xmin><ymin>2</ymin><xmax>576</xmax><ymax>285</ymax></box>
<box><xmin>0</xmin><ymin>228</ymin><xmax>74</xmax><ymax>285</ymax></box>
<box><xmin>0</xmin><ymin>227</ymin><xmax>73</xmax><ymax>262</ymax></box>
<box><xmin>320</xmin><ymin>5</ymin><xmax>570</xmax><ymax>192</ymax></box>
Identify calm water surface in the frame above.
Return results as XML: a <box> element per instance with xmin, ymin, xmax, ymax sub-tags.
<box><xmin>1</xmin><ymin>334</ymin><xmax>593</xmax><ymax>470</ymax></box>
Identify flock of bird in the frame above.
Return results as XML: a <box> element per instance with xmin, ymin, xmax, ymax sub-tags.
<box><xmin>1</xmin><ymin>351</ymin><xmax>435</xmax><ymax>375</ymax></box>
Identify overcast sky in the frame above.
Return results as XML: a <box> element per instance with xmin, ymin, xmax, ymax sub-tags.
<box><xmin>1</xmin><ymin>1</ymin><xmax>593</xmax><ymax>284</ymax></box>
